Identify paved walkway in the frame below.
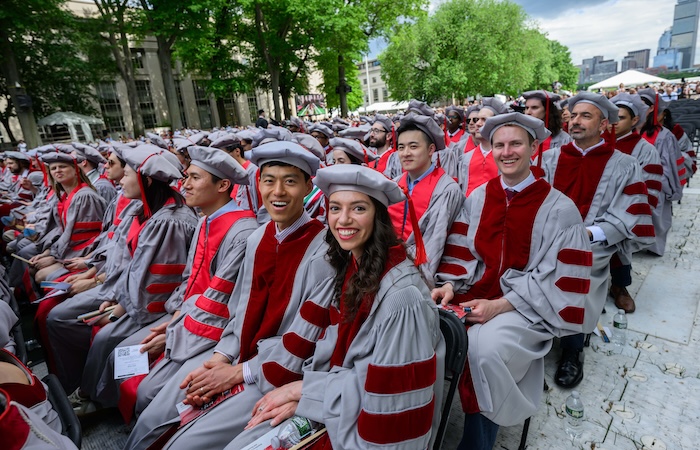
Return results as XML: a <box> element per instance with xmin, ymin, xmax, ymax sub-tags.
<box><xmin>442</xmin><ymin>190</ymin><xmax>700</xmax><ymax>450</ymax></box>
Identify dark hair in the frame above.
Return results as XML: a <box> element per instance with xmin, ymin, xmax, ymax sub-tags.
<box><xmin>618</xmin><ymin>104</ymin><xmax>636</xmax><ymax>119</ymax></box>
<box><xmin>396</xmin><ymin>123</ymin><xmax>432</xmax><ymax>147</ymax></box>
<box><xmin>534</xmin><ymin>97</ymin><xmax>563</xmax><ymax>136</ymax></box>
<box><xmin>661</xmin><ymin>109</ymin><xmax>674</xmax><ymax>130</ymax></box>
<box><xmin>258</xmin><ymin>109</ymin><xmax>265</xmax><ymax>115</ymax></box>
<box><xmin>640</xmin><ymin>97</ymin><xmax>658</xmax><ymax>137</ymax></box>
<box><xmin>325</xmin><ymin>197</ymin><xmax>402</xmax><ymax>321</ymax></box>
<box><xmin>260</xmin><ymin>161</ymin><xmax>311</xmax><ymax>182</ymax></box>
<box><xmin>210</xmin><ymin>173</ymin><xmax>235</xmax><ymax>196</ymax></box>
<box><xmin>11</xmin><ymin>158</ymin><xmax>31</xmax><ymax>172</ymax></box>
<box><xmin>138</xmin><ymin>175</ymin><xmax>185</xmax><ymax>222</ymax></box>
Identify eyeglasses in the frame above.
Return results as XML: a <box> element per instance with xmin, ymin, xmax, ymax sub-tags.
<box><xmin>369</xmin><ymin>128</ymin><xmax>387</xmax><ymax>135</ymax></box>
<box><xmin>469</xmin><ymin>118</ymin><xmax>481</xmax><ymax>124</ymax></box>
<box><xmin>447</xmin><ymin>115</ymin><xmax>460</xmax><ymax>120</ymax></box>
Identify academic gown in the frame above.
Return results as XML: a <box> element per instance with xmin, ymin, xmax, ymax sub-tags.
<box><xmin>125</xmin><ymin>217</ymin><xmax>335</xmax><ymax>450</ymax></box>
<box><xmin>435</xmin><ymin>178</ymin><xmax>591</xmax><ymax>427</ymax></box>
<box><xmin>81</xmin><ymin>202</ymin><xmax>198</xmax><ymax>406</ymax></box>
<box><xmin>229</xmin><ymin>246</ymin><xmax>445</xmax><ymax>450</ymax></box>
<box><xmin>642</xmin><ymin>127</ymin><xmax>683</xmax><ymax>255</ymax></box>
<box><xmin>133</xmin><ymin>207</ymin><xmax>259</xmax><ymax>414</ymax></box>
<box><xmin>389</xmin><ymin>168</ymin><xmax>463</xmax><ymax>284</ymax></box>
<box><xmin>457</xmin><ymin>146</ymin><xmax>499</xmax><ymax>198</ymax></box>
<box><xmin>539</xmin><ymin>142</ymin><xmax>655</xmax><ymax>330</ymax></box>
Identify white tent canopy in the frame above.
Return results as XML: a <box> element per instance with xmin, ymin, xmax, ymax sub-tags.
<box><xmin>588</xmin><ymin>70</ymin><xmax>667</xmax><ymax>91</ymax></box>
<box><xmin>37</xmin><ymin>112</ymin><xmax>105</xmax><ymax>143</ymax></box>
<box><xmin>353</xmin><ymin>101</ymin><xmax>409</xmax><ymax>114</ymax></box>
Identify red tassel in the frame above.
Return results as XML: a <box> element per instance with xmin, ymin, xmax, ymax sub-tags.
<box><xmin>436</xmin><ymin>152</ymin><xmax>442</xmax><ymax>169</ymax></box>
<box><xmin>363</xmin><ymin>147</ymin><xmax>369</xmax><ymax>165</ymax></box>
<box><xmin>610</xmin><ymin>124</ymin><xmax>617</xmax><ymax>147</ymax></box>
<box><xmin>401</xmin><ymin>185</ymin><xmax>427</xmax><ymax>266</ymax></box>
<box><xmin>444</xmin><ymin>116</ymin><xmax>449</xmax><ymax>147</ymax></box>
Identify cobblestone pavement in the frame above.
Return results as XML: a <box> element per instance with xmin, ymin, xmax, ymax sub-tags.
<box><xmin>442</xmin><ymin>189</ymin><xmax>700</xmax><ymax>450</ymax></box>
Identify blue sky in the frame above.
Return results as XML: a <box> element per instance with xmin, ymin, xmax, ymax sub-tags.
<box><xmin>370</xmin><ymin>0</ymin><xmax>677</xmax><ymax>67</ymax></box>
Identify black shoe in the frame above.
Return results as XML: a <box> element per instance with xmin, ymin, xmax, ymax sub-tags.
<box><xmin>554</xmin><ymin>350</ymin><xmax>583</xmax><ymax>388</ymax></box>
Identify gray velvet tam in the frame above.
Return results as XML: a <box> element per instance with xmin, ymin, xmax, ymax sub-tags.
<box><xmin>373</xmin><ymin>114</ymin><xmax>393</xmax><ymax>133</ymax></box>
<box><xmin>445</xmin><ymin>106</ymin><xmax>465</xmax><ymax>121</ymax></box>
<box><xmin>637</xmin><ymin>88</ymin><xmax>670</xmax><ymax>112</ymax></box>
<box><xmin>123</xmin><ymin>148</ymin><xmax>182</xmax><ymax>183</ymax></box>
<box><xmin>609</xmin><ymin>92</ymin><xmax>648</xmax><ymax>119</ymax></box>
<box><xmin>338</xmin><ymin>125</ymin><xmax>371</xmax><ymax>141</ymax></box>
<box><xmin>522</xmin><ymin>90</ymin><xmax>561</xmax><ymax>103</ymax></box>
<box><xmin>146</xmin><ymin>132</ymin><xmax>169</xmax><ymax>150</ymax></box>
<box><xmin>4</xmin><ymin>151</ymin><xmax>30</xmax><ymax>162</ymax></box>
<box><xmin>406</xmin><ymin>99</ymin><xmax>435</xmax><ymax>117</ymax></box>
<box><xmin>250</xmin><ymin>141</ymin><xmax>320</xmax><ymax>177</ymax></box>
<box><xmin>398</xmin><ymin>112</ymin><xmax>446</xmax><ymax>151</ymax></box>
<box><xmin>292</xmin><ymin>133</ymin><xmax>325</xmax><ymax>161</ymax></box>
<box><xmin>568</xmin><ymin>91</ymin><xmax>619</xmax><ymax>124</ymax></box>
<box><xmin>40</xmin><ymin>152</ymin><xmax>77</xmax><ymax>165</ymax></box>
<box><xmin>308</xmin><ymin>124</ymin><xmax>334</xmax><ymax>138</ymax></box>
<box><xmin>480</xmin><ymin>97</ymin><xmax>508</xmax><ymax>115</ymax></box>
<box><xmin>480</xmin><ymin>112</ymin><xmax>552</xmax><ymax>142</ymax></box>
<box><xmin>209</xmin><ymin>133</ymin><xmax>240</xmax><ymax>150</ymax></box>
<box><xmin>329</xmin><ymin>137</ymin><xmax>378</xmax><ymax>162</ymax></box>
<box><xmin>71</xmin><ymin>142</ymin><xmax>106</xmax><ymax>165</ymax></box>
<box><xmin>187</xmin><ymin>145</ymin><xmax>249</xmax><ymax>184</ymax></box>
<box><xmin>314</xmin><ymin>164</ymin><xmax>404</xmax><ymax>207</ymax></box>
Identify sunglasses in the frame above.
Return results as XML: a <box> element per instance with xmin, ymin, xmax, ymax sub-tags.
<box><xmin>447</xmin><ymin>115</ymin><xmax>460</xmax><ymax>120</ymax></box>
<box><xmin>469</xmin><ymin>118</ymin><xmax>481</xmax><ymax>124</ymax></box>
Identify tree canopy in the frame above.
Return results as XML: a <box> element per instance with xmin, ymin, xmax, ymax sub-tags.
<box><xmin>379</xmin><ymin>0</ymin><xmax>579</xmax><ymax>102</ymax></box>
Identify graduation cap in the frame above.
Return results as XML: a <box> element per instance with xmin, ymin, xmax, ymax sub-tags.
<box><xmin>445</xmin><ymin>106</ymin><xmax>465</xmax><ymax>121</ymax></box>
<box><xmin>568</xmin><ymin>92</ymin><xmax>619</xmax><ymax>124</ymax></box>
<box><xmin>481</xmin><ymin>112</ymin><xmax>551</xmax><ymax>143</ymax></box>
<box><xmin>308</xmin><ymin>124</ymin><xmax>334</xmax><ymax>139</ymax></box>
<box><xmin>314</xmin><ymin>164</ymin><xmax>404</xmax><ymax>207</ymax></box>
<box><xmin>146</xmin><ymin>132</ymin><xmax>169</xmax><ymax>150</ymax></box>
<box><xmin>40</xmin><ymin>152</ymin><xmax>77</xmax><ymax>165</ymax></box>
<box><xmin>398</xmin><ymin>112</ymin><xmax>446</xmax><ymax>151</ymax></box>
<box><xmin>338</xmin><ymin>125</ymin><xmax>371</xmax><ymax>142</ymax></box>
<box><xmin>480</xmin><ymin>97</ymin><xmax>508</xmax><ymax>115</ymax></box>
<box><xmin>123</xmin><ymin>148</ymin><xmax>183</xmax><ymax>218</ymax></box>
<box><xmin>3</xmin><ymin>151</ymin><xmax>30</xmax><ymax>162</ymax></box>
<box><xmin>72</xmin><ymin>142</ymin><xmax>106</xmax><ymax>165</ymax></box>
<box><xmin>292</xmin><ymin>133</ymin><xmax>326</xmax><ymax>161</ymax></box>
<box><xmin>329</xmin><ymin>137</ymin><xmax>378</xmax><ymax>164</ymax></box>
<box><xmin>406</xmin><ymin>99</ymin><xmax>434</xmax><ymax>117</ymax></box>
<box><xmin>137</xmin><ymin>143</ymin><xmax>184</xmax><ymax>172</ymax></box>
<box><xmin>250</xmin><ymin>141</ymin><xmax>320</xmax><ymax>177</ymax></box>
<box><xmin>373</xmin><ymin>114</ymin><xmax>393</xmax><ymax>133</ymax></box>
<box><xmin>187</xmin><ymin>145</ymin><xmax>249</xmax><ymax>184</ymax></box>
<box><xmin>209</xmin><ymin>133</ymin><xmax>240</xmax><ymax>150</ymax></box>
<box><xmin>609</xmin><ymin>92</ymin><xmax>648</xmax><ymax>119</ymax></box>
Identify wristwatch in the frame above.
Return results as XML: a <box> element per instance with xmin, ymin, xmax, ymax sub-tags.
<box><xmin>108</xmin><ymin>312</ymin><xmax>119</xmax><ymax>322</ymax></box>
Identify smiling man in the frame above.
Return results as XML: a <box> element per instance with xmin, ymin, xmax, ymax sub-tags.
<box><xmin>432</xmin><ymin>113</ymin><xmax>591</xmax><ymax>450</ymax></box>
<box><xmin>389</xmin><ymin>112</ymin><xmax>463</xmax><ymax>284</ymax></box>
<box><xmin>125</xmin><ymin>141</ymin><xmax>335</xmax><ymax>450</ymax></box>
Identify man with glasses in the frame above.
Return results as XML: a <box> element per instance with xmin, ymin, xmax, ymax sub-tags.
<box><xmin>369</xmin><ymin>114</ymin><xmax>402</xmax><ymax>179</ymax></box>
<box><xmin>308</xmin><ymin>123</ymin><xmax>334</xmax><ymax>164</ymax></box>
<box><xmin>457</xmin><ymin>98</ymin><xmax>508</xmax><ymax>197</ymax></box>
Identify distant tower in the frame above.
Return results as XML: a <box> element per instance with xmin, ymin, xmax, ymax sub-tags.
<box><xmin>671</xmin><ymin>0</ymin><xmax>700</xmax><ymax>69</ymax></box>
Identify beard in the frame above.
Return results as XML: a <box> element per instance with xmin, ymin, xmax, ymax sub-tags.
<box><xmin>369</xmin><ymin>135</ymin><xmax>386</xmax><ymax>148</ymax></box>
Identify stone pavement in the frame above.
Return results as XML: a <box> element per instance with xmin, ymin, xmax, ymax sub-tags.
<box><xmin>29</xmin><ymin>190</ymin><xmax>700</xmax><ymax>450</ymax></box>
<box><xmin>441</xmin><ymin>190</ymin><xmax>700</xmax><ymax>450</ymax></box>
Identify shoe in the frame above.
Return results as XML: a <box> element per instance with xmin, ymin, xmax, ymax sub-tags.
<box><xmin>554</xmin><ymin>350</ymin><xmax>583</xmax><ymax>388</ymax></box>
<box><xmin>68</xmin><ymin>388</ymin><xmax>100</xmax><ymax>417</ymax></box>
<box><xmin>610</xmin><ymin>285</ymin><xmax>635</xmax><ymax>313</ymax></box>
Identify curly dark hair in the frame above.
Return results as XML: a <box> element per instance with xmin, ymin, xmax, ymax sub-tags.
<box><xmin>532</xmin><ymin>97</ymin><xmax>563</xmax><ymax>136</ymax></box>
<box><xmin>325</xmin><ymin>196</ymin><xmax>402</xmax><ymax>321</ymax></box>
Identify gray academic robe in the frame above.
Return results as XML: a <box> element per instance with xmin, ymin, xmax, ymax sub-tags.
<box><xmin>125</xmin><ymin>217</ymin><xmax>334</xmax><ymax>450</ymax></box>
<box><xmin>436</xmin><ymin>178</ymin><xmax>591</xmax><ymax>427</ymax></box>
<box><xmin>231</xmin><ymin>254</ymin><xmax>445</xmax><ymax>450</ymax></box>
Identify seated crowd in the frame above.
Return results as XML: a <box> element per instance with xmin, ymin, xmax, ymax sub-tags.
<box><xmin>0</xmin><ymin>89</ymin><xmax>691</xmax><ymax>450</ymax></box>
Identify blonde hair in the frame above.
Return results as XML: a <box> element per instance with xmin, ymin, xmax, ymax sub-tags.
<box><xmin>46</xmin><ymin>161</ymin><xmax>96</xmax><ymax>196</ymax></box>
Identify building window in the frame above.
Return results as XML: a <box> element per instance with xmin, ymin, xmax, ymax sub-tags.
<box><xmin>372</xmin><ymin>77</ymin><xmax>376</xmax><ymax>84</ymax></box>
<box><xmin>135</xmin><ymin>80</ymin><xmax>157</xmax><ymax>129</ymax></box>
<box><xmin>372</xmin><ymin>88</ymin><xmax>379</xmax><ymax>103</ymax></box>
<box><xmin>222</xmin><ymin>92</ymin><xmax>240</xmax><ymax>126</ymax></box>
<box><xmin>193</xmin><ymin>80</ymin><xmax>213</xmax><ymax>129</ymax></box>
<box><xmin>363</xmin><ymin>78</ymin><xmax>367</xmax><ymax>85</ymax></box>
<box><xmin>247</xmin><ymin>92</ymin><xmax>260</xmax><ymax>123</ymax></box>
<box><xmin>96</xmin><ymin>82</ymin><xmax>126</xmax><ymax>133</ymax></box>
<box><xmin>174</xmin><ymin>81</ymin><xmax>188</xmax><ymax>128</ymax></box>
<box><xmin>382</xmin><ymin>88</ymin><xmax>388</xmax><ymax>100</ymax></box>
<box><xmin>131</xmin><ymin>48</ymin><xmax>146</xmax><ymax>69</ymax></box>
<box><xmin>365</xmin><ymin>95</ymin><xmax>369</xmax><ymax>104</ymax></box>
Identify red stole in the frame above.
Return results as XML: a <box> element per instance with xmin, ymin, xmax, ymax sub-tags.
<box><xmin>372</xmin><ymin>148</ymin><xmax>395</xmax><ymax>174</ymax></box>
<box><xmin>183</xmin><ymin>210</ymin><xmax>255</xmax><ymax>300</ymax></box>
<box><xmin>0</xmin><ymin>390</ymin><xmax>32</xmax><ymax>450</ymax></box>
<box><xmin>616</xmin><ymin>133</ymin><xmax>642</xmax><ymax>156</ymax></box>
<box><xmin>329</xmin><ymin>246</ymin><xmax>407</xmax><ymax>368</ymax></box>
<box><xmin>126</xmin><ymin>216</ymin><xmax>148</xmax><ymax>257</ymax></box>
<box><xmin>552</xmin><ymin>142</ymin><xmax>615</xmax><ymax>220</ymax></box>
<box><xmin>460</xmin><ymin>178</ymin><xmax>550</xmax><ymax>301</ymax></box>
<box><xmin>446</xmin><ymin>128</ymin><xmax>465</xmax><ymax>145</ymax></box>
<box><xmin>230</xmin><ymin>160</ymin><xmax>251</xmax><ymax>203</ymax></box>
<box><xmin>641</xmin><ymin>127</ymin><xmax>661</xmax><ymax>146</ymax></box>
<box><xmin>388</xmin><ymin>167</ymin><xmax>444</xmax><ymax>241</ymax></box>
<box><xmin>463</xmin><ymin>135</ymin><xmax>477</xmax><ymax>153</ymax></box>
<box><xmin>465</xmin><ymin>149</ymin><xmax>498</xmax><ymax>197</ymax></box>
<box><xmin>672</xmin><ymin>124</ymin><xmax>685</xmax><ymax>141</ymax></box>
<box><xmin>56</xmin><ymin>182</ymin><xmax>88</xmax><ymax>227</ymax></box>
<box><xmin>238</xmin><ymin>219</ymin><xmax>325</xmax><ymax>362</ymax></box>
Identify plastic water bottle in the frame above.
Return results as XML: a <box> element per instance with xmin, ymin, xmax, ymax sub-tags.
<box><xmin>612</xmin><ymin>309</ymin><xmax>628</xmax><ymax>347</ymax></box>
<box><xmin>565</xmin><ymin>390</ymin><xmax>584</xmax><ymax>440</ymax></box>
<box><xmin>270</xmin><ymin>416</ymin><xmax>320</xmax><ymax>449</ymax></box>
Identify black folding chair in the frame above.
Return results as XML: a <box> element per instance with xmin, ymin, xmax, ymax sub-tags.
<box><xmin>434</xmin><ymin>309</ymin><xmax>468</xmax><ymax>450</ymax></box>
<box><xmin>43</xmin><ymin>374</ymin><xmax>82</xmax><ymax>448</ymax></box>
<box><xmin>8</xmin><ymin>292</ymin><xmax>27</xmax><ymax>364</ymax></box>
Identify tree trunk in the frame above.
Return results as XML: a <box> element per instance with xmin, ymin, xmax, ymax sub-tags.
<box><xmin>0</xmin><ymin>30</ymin><xmax>41</xmax><ymax>147</ymax></box>
<box><xmin>280</xmin><ymin>84</ymin><xmax>291</xmax><ymax>119</ymax></box>
<box><xmin>118</xmin><ymin>30</ymin><xmax>145</xmax><ymax>138</ymax></box>
<box><xmin>0</xmin><ymin>111</ymin><xmax>17</xmax><ymax>144</ymax></box>
<box><xmin>269</xmin><ymin>68</ymin><xmax>282</xmax><ymax>122</ymax></box>
<box><xmin>156</xmin><ymin>36</ymin><xmax>182</xmax><ymax>130</ymax></box>
<box><xmin>216</xmin><ymin>97</ymin><xmax>227</xmax><ymax>126</ymax></box>
<box><xmin>338</xmin><ymin>53</ymin><xmax>348</xmax><ymax>117</ymax></box>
